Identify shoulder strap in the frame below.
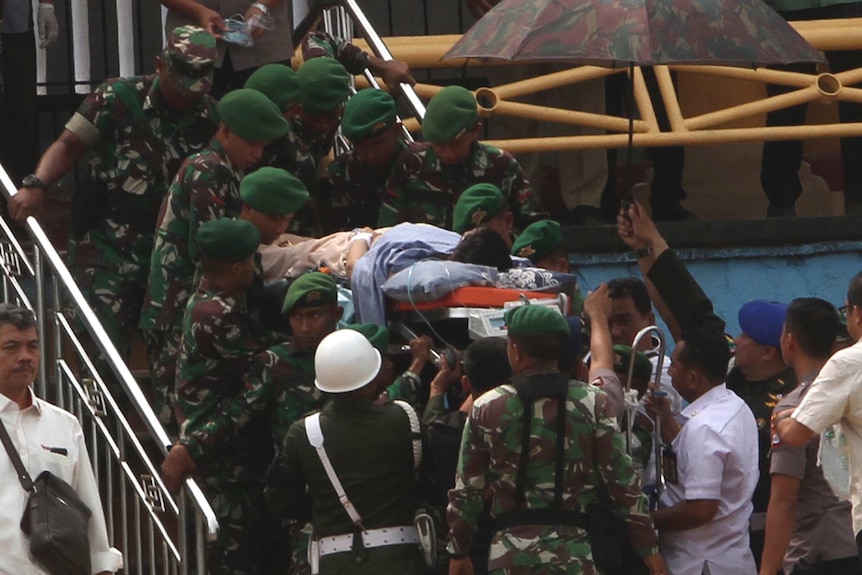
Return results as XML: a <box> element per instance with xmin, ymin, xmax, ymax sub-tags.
<box><xmin>0</xmin><ymin>417</ymin><xmax>35</xmax><ymax>493</ymax></box>
<box><xmin>304</xmin><ymin>412</ymin><xmax>364</xmax><ymax>528</ymax></box>
<box><xmin>393</xmin><ymin>400</ymin><xmax>422</xmax><ymax>469</ymax></box>
<box><xmin>509</xmin><ymin>373</ymin><xmax>570</xmax><ymax>509</ymax></box>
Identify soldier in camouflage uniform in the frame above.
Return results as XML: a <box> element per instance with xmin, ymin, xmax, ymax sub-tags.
<box><xmin>244</xmin><ymin>63</ymin><xmax>302</xmax><ymax>119</ymax></box>
<box><xmin>139</xmin><ymin>89</ymin><xmax>289</xmax><ymax>424</ymax></box>
<box><xmin>164</xmin><ymin>272</ymin><xmax>341</xmax><ymax>575</ymax></box>
<box><xmin>380</xmin><ymin>85</ymin><xmax>543</xmax><ymax>231</ymax></box>
<box><xmin>10</xmin><ymin>26</ymin><xmax>219</xmax><ymax>364</ymax></box>
<box><xmin>302</xmin><ymin>30</ymin><xmax>415</xmax><ymax>92</ymax></box>
<box><xmin>257</xmin><ymin>57</ymin><xmax>351</xmax><ymax>236</ymax></box>
<box><xmin>318</xmin><ymin>89</ymin><xmax>409</xmax><ymax>233</ymax></box>
<box><xmin>169</xmin><ymin>218</ymin><xmax>276</xmax><ymax>574</ymax></box>
<box><xmin>447</xmin><ymin>305</ymin><xmax>666</xmax><ymax>575</ymax></box>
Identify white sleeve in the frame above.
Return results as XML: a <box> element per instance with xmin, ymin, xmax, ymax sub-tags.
<box><xmin>678</xmin><ymin>422</ymin><xmax>726</xmax><ymax>501</ymax></box>
<box><xmin>70</xmin><ymin>421</ymin><xmax>124</xmax><ymax>574</ymax></box>
<box><xmin>793</xmin><ymin>356</ymin><xmax>853</xmax><ymax>435</ymax></box>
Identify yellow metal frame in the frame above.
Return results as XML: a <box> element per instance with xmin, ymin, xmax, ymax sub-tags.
<box><xmin>346</xmin><ymin>18</ymin><xmax>862</xmax><ymax>154</ymax></box>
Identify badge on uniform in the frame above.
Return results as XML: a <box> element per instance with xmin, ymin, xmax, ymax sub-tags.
<box><xmin>662</xmin><ymin>446</ymin><xmax>678</xmax><ymax>484</ymax></box>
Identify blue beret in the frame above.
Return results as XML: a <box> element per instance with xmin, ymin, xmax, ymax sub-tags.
<box><xmin>738</xmin><ymin>300</ymin><xmax>788</xmax><ymax>347</ymax></box>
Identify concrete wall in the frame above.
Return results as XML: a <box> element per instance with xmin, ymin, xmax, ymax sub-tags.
<box><xmin>572</xmin><ymin>241</ymin><xmax>862</xmax><ymax>346</ymax></box>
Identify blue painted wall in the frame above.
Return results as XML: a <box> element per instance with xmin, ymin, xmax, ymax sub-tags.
<box><xmin>571</xmin><ymin>241</ymin><xmax>862</xmax><ymax>347</ymax></box>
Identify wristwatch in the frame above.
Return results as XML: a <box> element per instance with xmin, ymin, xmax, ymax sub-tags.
<box><xmin>250</xmin><ymin>1</ymin><xmax>270</xmax><ymax>15</ymax></box>
<box><xmin>22</xmin><ymin>174</ymin><xmax>48</xmax><ymax>192</ymax></box>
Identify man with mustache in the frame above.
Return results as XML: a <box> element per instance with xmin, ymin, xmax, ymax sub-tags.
<box><xmin>0</xmin><ymin>303</ymin><xmax>123</xmax><ymax>574</ymax></box>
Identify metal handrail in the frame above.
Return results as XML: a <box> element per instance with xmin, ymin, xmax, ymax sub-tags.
<box><xmin>0</xmin><ymin>163</ymin><xmax>218</xmax><ymax>574</ymax></box>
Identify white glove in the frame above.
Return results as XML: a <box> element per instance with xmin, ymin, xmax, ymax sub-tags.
<box><xmin>37</xmin><ymin>3</ymin><xmax>59</xmax><ymax>49</ymax></box>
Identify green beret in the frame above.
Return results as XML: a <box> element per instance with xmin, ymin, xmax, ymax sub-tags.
<box><xmin>422</xmin><ymin>86</ymin><xmax>478</xmax><ymax>144</ymax></box>
<box><xmin>341</xmin><ymin>89</ymin><xmax>398</xmax><ymax>142</ymax></box>
<box><xmin>345</xmin><ymin>323</ymin><xmax>390</xmax><ymax>355</ymax></box>
<box><xmin>612</xmin><ymin>345</ymin><xmax>653</xmax><ymax>382</ymax></box>
<box><xmin>297</xmin><ymin>57</ymin><xmax>351</xmax><ymax>115</ymax></box>
<box><xmin>219</xmin><ymin>88</ymin><xmax>290</xmax><ymax>142</ymax></box>
<box><xmin>511</xmin><ymin>220</ymin><xmax>563</xmax><ymax>264</ymax></box>
<box><xmin>240</xmin><ymin>167</ymin><xmax>309</xmax><ymax>216</ymax></box>
<box><xmin>453</xmin><ymin>183</ymin><xmax>507</xmax><ymax>233</ymax></box>
<box><xmin>244</xmin><ymin>64</ymin><xmax>301</xmax><ymax>112</ymax></box>
<box><xmin>504</xmin><ymin>305</ymin><xmax>570</xmax><ymax>338</ymax></box>
<box><xmin>197</xmin><ymin>218</ymin><xmax>261</xmax><ymax>262</ymax></box>
<box><xmin>282</xmin><ymin>272</ymin><xmax>338</xmax><ymax>314</ymax></box>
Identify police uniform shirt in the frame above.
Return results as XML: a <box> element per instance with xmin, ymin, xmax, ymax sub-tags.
<box><xmin>659</xmin><ymin>383</ymin><xmax>759</xmax><ymax>575</ymax></box>
<box><xmin>793</xmin><ymin>339</ymin><xmax>862</xmax><ymax>534</ymax></box>
<box><xmin>771</xmin><ymin>375</ymin><xmax>857</xmax><ymax>572</ymax></box>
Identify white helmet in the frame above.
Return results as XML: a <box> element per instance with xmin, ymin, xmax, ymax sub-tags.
<box><xmin>314</xmin><ymin>330</ymin><xmax>382</xmax><ymax>393</ymax></box>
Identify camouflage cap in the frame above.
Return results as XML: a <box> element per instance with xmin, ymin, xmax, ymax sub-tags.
<box><xmin>245</xmin><ymin>64</ymin><xmax>301</xmax><ymax>113</ymax></box>
<box><xmin>613</xmin><ymin>345</ymin><xmax>653</xmax><ymax>382</ymax></box>
<box><xmin>345</xmin><ymin>323</ymin><xmax>390</xmax><ymax>355</ymax></box>
<box><xmin>297</xmin><ymin>57</ymin><xmax>351</xmax><ymax>115</ymax></box>
<box><xmin>219</xmin><ymin>88</ymin><xmax>290</xmax><ymax>142</ymax></box>
<box><xmin>282</xmin><ymin>272</ymin><xmax>338</xmax><ymax>314</ymax></box>
<box><xmin>197</xmin><ymin>218</ymin><xmax>261</xmax><ymax>262</ymax></box>
<box><xmin>341</xmin><ymin>89</ymin><xmax>397</xmax><ymax>142</ymax></box>
<box><xmin>163</xmin><ymin>26</ymin><xmax>217</xmax><ymax>94</ymax></box>
<box><xmin>453</xmin><ymin>183</ymin><xmax>507</xmax><ymax>233</ymax></box>
<box><xmin>504</xmin><ymin>305</ymin><xmax>570</xmax><ymax>339</ymax></box>
<box><xmin>422</xmin><ymin>86</ymin><xmax>478</xmax><ymax>144</ymax></box>
<box><xmin>511</xmin><ymin>220</ymin><xmax>563</xmax><ymax>264</ymax></box>
<box><xmin>240</xmin><ymin>167</ymin><xmax>309</xmax><ymax>216</ymax></box>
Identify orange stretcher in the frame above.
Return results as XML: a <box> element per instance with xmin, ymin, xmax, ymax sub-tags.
<box><xmin>389</xmin><ymin>286</ymin><xmax>566</xmax><ymax>322</ymax></box>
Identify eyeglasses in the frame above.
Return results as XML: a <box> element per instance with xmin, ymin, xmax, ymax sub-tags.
<box><xmin>839</xmin><ymin>305</ymin><xmax>855</xmax><ymax>322</ymax></box>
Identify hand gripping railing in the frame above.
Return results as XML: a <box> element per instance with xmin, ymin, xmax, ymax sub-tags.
<box><xmin>293</xmin><ymin>0</ymin><xmax>427</xmax><ymax>124</ymax></box>
<box><xmin>0</xmin><ymin>164</ymin><xmax>217</xmax><ymax>575</ymax></box>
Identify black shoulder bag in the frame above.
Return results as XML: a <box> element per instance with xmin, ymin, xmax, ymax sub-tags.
<box><xmin>0</xmin><ymin>418</ymin><xmax>92</xmax><ymax>575</ymax></box>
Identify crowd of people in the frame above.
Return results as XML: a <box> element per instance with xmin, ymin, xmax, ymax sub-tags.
<box><xmin>2</xmin><ymin>14</ymin><xmax>862</xmax><ymax>575</ymax></box>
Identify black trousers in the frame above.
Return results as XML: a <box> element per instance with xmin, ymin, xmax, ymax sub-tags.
<box><xmin>210</xmin><ymin>50</ymin><xmax>292</xmax><ymax>100</ymax></box>
<box><xmin>761</xmin><ymin>3</ymin><xmax>862</xmax><ymax>212</ymax></box>
<box><xmin>602</xmin><ymin>67</ymin><xmax>686</xmax><ymax>215</ymax></box>
<box><xmin>790</xmin><ymin>554</ymin><xmax>862</xmax><ymax>574</ymax></box>
<box><xmin>0</xmin><ymin>29</ymin><xmax>39</xmax><ymax>185</ymax></box>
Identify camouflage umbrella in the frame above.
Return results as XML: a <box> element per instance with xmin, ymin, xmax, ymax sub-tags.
<box><xmin>443</xmin><ymin>0</ymin><xmax>823</xmax><ymax>66</ymax></box>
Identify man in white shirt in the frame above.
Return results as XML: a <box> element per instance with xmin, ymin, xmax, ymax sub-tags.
<box><xmin>776</xmin><ymin>270</ymin><xmax>862</xmax><ymax>569</ymax></box>
<box><xmin>0</xmin><ymin>303</ymin><xmax>122</xmax><ymax>574</ymax></box>
<box><xmin>650</xmin><ymin>324</ymin><xmax>759</xmax><ymax>575</ymax></box>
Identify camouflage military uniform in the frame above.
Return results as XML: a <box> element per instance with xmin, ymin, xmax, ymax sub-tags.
<box><xmin>139</xmin><ymin>138</ymin><xmax>243</xmax><ymax>421</ymax></box>
<box><xmin>64</xmin><ymin>65</ymin><xmax>218</xmax><ymax>363</ymax></box>
<box><xmin>447</xmin><ymin>369</ymin><xmax>658</xmax><ymax>574</ymax></box>
<box><xmin>379</xmin><ymin>141</ymin><xmax>541</xmax><ymax>230</ymax></box>
<box><xmin>181</xmin><ymin>342</ymin><xmax>321</xmax><ymax>460</ymax></box>
<box><xmin>318</xmin><ymin>139</ymin><xmax>409</xmax><ymax>233</ymax></box>
<box><xmin>176</xmin><ymin>278</ymin><xmax>274</xmax><ymax>575</ymax></box>
<box><xmin>302</xmin><ymin>30</ymin><xmax>374</xmax><ymax>74</ymax></box>
<box><xmin>258</xmin><ymin>119</ymin><xmax>333</xmax><ymax>237</ymax></box>
<box><xmin>255</xmin><ymin>32</ymin><xmax>371</xmax><ymax>237</ymax></box>
<box><xmin>179</xmin><ymin>341</ymin><xmax>320</xmax><ymax>575</ymax></box>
